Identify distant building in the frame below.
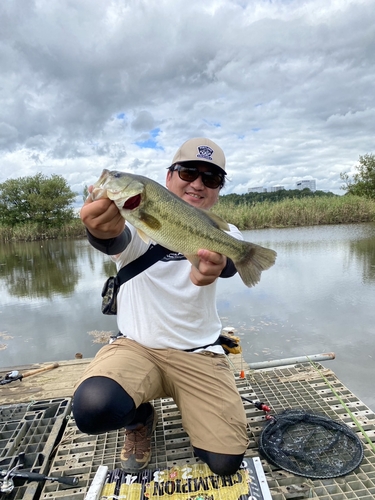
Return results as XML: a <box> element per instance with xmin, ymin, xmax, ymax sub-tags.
<box><xmin>296</xmin><ymin>179</ymin><xmax>316</xmax><ymax>192</ymax></box>
<box><xmin>269</xmin><ymin>185</ymin><xmax>284</xmax><ymax>192</ymax></box>
<box><xmin>248</xmin><ymin>186</ymin><xmax>266</xmax><ymax>193</ymax></box>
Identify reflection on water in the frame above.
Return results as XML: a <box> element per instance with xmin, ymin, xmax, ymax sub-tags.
<box><xmin>0</xmin><ymin>223</ymin><xmax>375</xmax><ymax>411</ymax></box>
<box><xmin>0</xmin><ymin>240</ymin><xmax>80</xmax><ymax>298</ymax></box>
<box><xmin>0</xmin><ymin>239</ymin><xmax>118</xmax><ymax>369</ymax></box>
<box><xmin>349</xmin><ymin>236</ymin><xmax>375</xmax><ymax>283</ymax></box>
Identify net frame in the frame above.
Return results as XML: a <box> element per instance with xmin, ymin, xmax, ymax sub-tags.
<box><xmin>259</xmin><ymin>408</ymin><xmax>364</xmax><ymax>479</ymax></box>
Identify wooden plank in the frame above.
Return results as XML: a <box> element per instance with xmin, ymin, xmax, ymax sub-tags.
<box><xmin>0</xmin><ymin>358</ymin><xmax>92</xmax><ymax>405</ymax></box>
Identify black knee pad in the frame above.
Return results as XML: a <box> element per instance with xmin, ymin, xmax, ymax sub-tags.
<box><xmin>73</xmin><ymin>376</ymin><xmax>135</xmax><ymax>433</ymax></box>
<box><xmin>193</xmin><ymin>447</ymin><xmax>244</xmax><ymax>476</ymax></box>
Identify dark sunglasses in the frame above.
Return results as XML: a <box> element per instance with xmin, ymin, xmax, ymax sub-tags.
<box><xmin>172</xmin><ymin>164</ymin><xmax>224</xmax><ymax>189</ymax></box>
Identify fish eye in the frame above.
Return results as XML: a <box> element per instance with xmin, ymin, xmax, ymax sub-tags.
<box><xmin>113</xmin><ymin>172</ymin><xmax>121</xmax><ymax>178</ymax></box>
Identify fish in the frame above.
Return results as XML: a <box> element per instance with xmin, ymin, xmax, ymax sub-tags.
<box><xmin>91</xmin><ymin>169</ymin><xmax>277</xmax><ymax>287</ymax></box>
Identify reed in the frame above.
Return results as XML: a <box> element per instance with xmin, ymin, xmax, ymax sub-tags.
<box><xmin>1</xmin><ymin>195</ymin><xmax>375</xmax><ymax>241</ymax></box>
<box><xmin>214</xmin><ymin>195</ymin><xmax>375</xmax><ymax>229</ymax></box>
<box><xmin>308</xmin><ymin>359</ymin><xmax>375</xmax><ymax>453</ymax></box>
<box><xmin>0</xmin><ymin>219</ymin><xmax>86</xmax><ymax>242</ymax></box>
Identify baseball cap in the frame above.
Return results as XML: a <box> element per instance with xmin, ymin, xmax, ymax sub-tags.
<box><xmin>171</xmin><ymin>138</ymin><xmax>226</xmax><ymax>174</ymax></box>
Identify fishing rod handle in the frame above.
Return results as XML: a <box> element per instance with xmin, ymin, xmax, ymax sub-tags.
<box><xmin>10</xmin><ymin>471</ymin><xmax>79</xmax><ymax>486</ymax></box>
<box><xmin>53</xmin><ymin>475</ymin><xmax>79</xmax><ymax>486</ymax></box>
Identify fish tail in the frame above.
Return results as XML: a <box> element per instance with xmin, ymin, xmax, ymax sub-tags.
<box><xmin>235</xmin><ymin>243</ymin><xmax>277</xmax><ymax>287</ymax></box>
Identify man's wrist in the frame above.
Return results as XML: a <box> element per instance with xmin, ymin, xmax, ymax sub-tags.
<box><xmin>86</xmin><ymin>227</ymin><xmax>131</xmax><ymax>255</ymax></box>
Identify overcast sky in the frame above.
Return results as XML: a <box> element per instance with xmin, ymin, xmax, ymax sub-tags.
<box><xmin>1</xmin><ymin>0</ymin><xmax>374</xmax><ymax>203</ymax></box>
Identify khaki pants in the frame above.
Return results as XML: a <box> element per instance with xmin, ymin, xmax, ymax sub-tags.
<box><xmin>75</xmin><ymin>337</ymin><xmax>249</xmax><ymax>454</ymax></box>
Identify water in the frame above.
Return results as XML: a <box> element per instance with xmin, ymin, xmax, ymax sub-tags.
<box><xmin>1</xmin><ymin>223</ymin><xmax>374</xmax><ymax>410</ymax></box>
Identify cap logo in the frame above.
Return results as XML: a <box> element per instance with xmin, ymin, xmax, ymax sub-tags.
<box><xmin>196</xmin><ymin>145</ymin><xmax>214</xmax><ymax>161</ymax></box>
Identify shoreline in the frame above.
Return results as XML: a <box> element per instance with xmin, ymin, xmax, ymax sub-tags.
<box><xmin>1</xmin><ymin>195</ymin><xmax>375</xmax><ymax>242</ymax></box>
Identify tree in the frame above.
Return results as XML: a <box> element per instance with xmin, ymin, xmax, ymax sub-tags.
<box><xmin>340</xmin><ymin>153</ymin><xmax>375</xmax><ymax>199</ymax></box>
<box><xmin>0</xmin><ymin>173</ymin><xmax>77</xmax><ymax>227</ymax></box>
<box><xmin>219</xmin><ymin>188</ymin><xmax>335</xmax><ymax>206</ymax></box>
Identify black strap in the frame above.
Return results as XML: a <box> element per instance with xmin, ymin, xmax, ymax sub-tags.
<box><xmin>115</xmin><ymin>244</ymin><xmax>170</xmax><ymax>286</ymax></box>
<box><xmin>184</xmin><ymin>337</ymin><xmax>222</xmax><ymax>352</ymax></box>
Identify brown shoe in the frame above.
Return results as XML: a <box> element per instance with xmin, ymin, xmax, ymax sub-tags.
<box><xmin>120</xmin><ymin>406</ymin><xmax>158</xmax><ymax>471</ymax></box>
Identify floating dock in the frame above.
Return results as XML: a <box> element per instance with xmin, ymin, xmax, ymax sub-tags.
<box><xmin>1</xmin><ymin>356</ymin><xmax>375</xmax><ymax>499</ymax></box>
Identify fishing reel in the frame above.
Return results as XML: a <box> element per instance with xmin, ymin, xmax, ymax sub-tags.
<box><xmin>241</xmin><ymin>395</ymin><xmax>272</xmax><ymax>420</ymax></box>
<box><xmin>0</xmin><ymin>371</ymin><xmax>23</xmax><ymax>385</ymax></box>
<box><xmin>0</xmin><ymin>466</ymin><xmax>17</xmax><ymax>495</ymax></box>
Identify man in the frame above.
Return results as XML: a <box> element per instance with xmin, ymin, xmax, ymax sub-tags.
<box><xmin>73</xmin><ymin>138</ymin><xmax>249</xmax><ymax>476</ymax></box>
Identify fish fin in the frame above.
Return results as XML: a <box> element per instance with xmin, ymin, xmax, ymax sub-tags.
<box><xmin>139</xmin><ymin>212</ymin><xmax>162</xmax><ymax>230</ymax></box>
<box><xmin>136</xmin><ymin>229</ymin><xmax>151</xmax><ymax>244</ymax></box>
<box><xmin>185</xmin><ymin>254</ymin><xmax>200</xmax><ymax>269</ymax></box>
<box><xmin>235</xmin><ymin>243</ymin><xmax>277</xmax><ymax>288</ymax></box>
<box><xmin>196</xmin><ymin>209</ymin><xmax>230</xmax><ymax>231</ymax></box>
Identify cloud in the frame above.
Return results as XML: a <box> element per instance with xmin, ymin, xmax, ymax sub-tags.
<box><xmin>0</xmin><ymin>0</ymin><xmax>374</xmax><ymax>196</ymax></box>
<box><xmin>131</xmin><ymin>111</ymin><xmax>156</xmax><ymax>132</ymax></box>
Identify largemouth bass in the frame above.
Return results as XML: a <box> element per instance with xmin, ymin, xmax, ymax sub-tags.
<box><xmin>91</xmin><ymin>169</ymin><xmax>277</xmax><ymax>287</ymax></box>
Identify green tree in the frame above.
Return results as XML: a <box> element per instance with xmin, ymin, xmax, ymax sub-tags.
<box><xmin>0</xmin><ymin>173</ymin><xmax>77</xmax><ymax>227</ymax></box>
<box><xmin>340</xmin><ymin>153</ymin><xmax>375</xmax><ymax>199</ymax></box>
<box><xmin>219</xmin><ymin>188</ymin><xmax>335</xmax><ymax>206</ymax></box>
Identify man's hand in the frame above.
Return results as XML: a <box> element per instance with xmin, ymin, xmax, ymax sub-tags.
<box><xmin>190</xmin><ymin>249</ymin><xmax>227</xmax><ymax>286</ymax></box>
<box><xmin>80</xmin><ymin>186</ymin><xmax>125</xmax><ymax>239</ymax></box>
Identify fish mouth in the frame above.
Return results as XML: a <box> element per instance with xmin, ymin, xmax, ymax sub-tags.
<box><xmin>90</xmin><ymin>187</ymin><xmax>107</xmax><ymax>201</ymax></box>
<box><xmin>123</xmin><ymin>194</ymin><xmax>142</xmax><ymax>210</ymax></box>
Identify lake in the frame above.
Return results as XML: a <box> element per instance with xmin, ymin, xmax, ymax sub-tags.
<box><xmin>1</xmin><ymin>223</ymin><xmax>374</xmax><ymax>410</ymax></box>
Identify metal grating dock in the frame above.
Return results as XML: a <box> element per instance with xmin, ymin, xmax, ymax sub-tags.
<box><xmin>2</xmin><ymin>362</ymin><xmax>375</xmax><ymax>499</ymax></box>
<box><xmin>0</xmin><ymin>399</ymin><xmax>71</xmax><ymax>500</ymax></box>
<box><xmin>40</xmin><ymin>362</ymin><xmax>375</xmax><ymax>499</ymax></box>
<box><xmin>240</xmin><ymin>364</ymin><xmax>375</xmax><ymax>499</ymax></box>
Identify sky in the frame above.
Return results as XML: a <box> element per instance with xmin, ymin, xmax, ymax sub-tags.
<box><xmin>1</xmin><ymin>0</ymin><xmax>374</xmax><ymax>204</ymax></box>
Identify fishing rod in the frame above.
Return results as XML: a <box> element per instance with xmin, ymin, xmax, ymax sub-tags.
<box><xmin>0</xmin><ymin>362</ymin><xmax>59</xmax><ymax>385</ymax></box>
<box><xmin>0</xmin><ymin>465</ymin><xmax>79</xmax><ymax>495</ymax></box>
<box><xmin>240</xmin><ymin>395</ymin><xmax>272</xmax><ymax>419</ymax></box>
<box><xmin>224</xmin><ymin>352</ymin><xmax>272</xmax><ymax>418</ymax></box>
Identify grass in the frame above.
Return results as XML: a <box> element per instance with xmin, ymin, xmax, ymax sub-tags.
<box><xmin>308</xmin><ymin>359</ymin><xmax>375</xmax><ymax>453</ymax></box>
<box><xmin>1</xmin><ymin>195</ymin><xmax>375</xmax><ymax>241</ymax></box>
<box><xmin>213</xmin><ymin>195</ymin><xmax>375</xmax><ymax>229</ymax></box>
<box><xmin>0</xmin><ymin>219</ymin><xmax>86</xmax><ymax>242</ymax></box>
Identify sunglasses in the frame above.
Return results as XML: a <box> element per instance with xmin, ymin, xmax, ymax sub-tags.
<box><xmin>172</xmin><ymin>164</ymin><xmax>224</xmax><ymax>189</ymax></box>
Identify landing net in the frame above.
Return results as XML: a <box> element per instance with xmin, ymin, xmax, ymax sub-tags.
<box><xmin>259</xmin><ymin>408</ymin><xmax>364</xmax><ymax>479</ymax></box>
